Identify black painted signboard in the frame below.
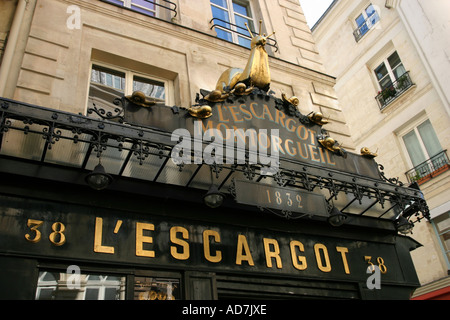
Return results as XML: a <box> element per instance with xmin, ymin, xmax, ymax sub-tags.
<box><xmin>123</xmin><ymin>91</ymin><xmax>381</xmax><ymax>180</ymax></box>
<box><xmin>234</xmin><ymin>180</ymin><xmax>329</xmax><ymax>219</ymax></box>
<box><xmin>0</xmin><ymin>194</ymin><xmax>419</xmax><ymax>286</ymax></box>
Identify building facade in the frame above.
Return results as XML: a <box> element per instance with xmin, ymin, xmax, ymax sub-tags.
<box><xmin>312</xmin><ymin>0</ymin><xmax>450</xmax><ymax>299</ymax></box>
<box><xmin>0</xmin><ymin>0</ymin><xmax>431</xmax><ymax>300</ymax></box>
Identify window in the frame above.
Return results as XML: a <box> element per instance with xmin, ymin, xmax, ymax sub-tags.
<box><xmin>134</xmin><ymin>276</ymin><xmax>180</xmax><ymax>300</ymax></box>
<box><xmin>402</xmin><ymin>119</ymin><xmax>449</xmax><ymax>183</ymax></box>
<box><xmin>374</xmin><ymin>51</ymin><xmax>413</xmax><ymax>110</ymax></box>
<box><xmin>433</xmin><ymin>212</ymin><xmax>450</xmax><ymax>270</ymax></box>
<box><xmin>88</xmin><ymin>64</ymin><xmax>168</xmax><ymax>118</ymax></box>
<box><xmin>35</xmin><ymin>271</ymin><xmax>126</xmax><ymax>300</ymax></box>
<box><xmin>375</xmin><ymin>52</ymin><xmax>406</xmax><ymax>91</ymax></box>
<box><xmin>104</xmin><ymin>0</ymin><xmax>156</xmax><ymax>16</ymax></box>
<box><xmin>353</xmin><ymin>4</ymin><xmax>380</xmax><ymax>42</ymax></box>
<box><xmin>210</xmin><ymin>0</ymin><xmax>255</xmax><ymax>48</ymax></box>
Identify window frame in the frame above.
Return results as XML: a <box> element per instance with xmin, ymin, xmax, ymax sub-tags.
<box><xmin>432</xmin><ymin>212</ymin><xmax>450</xmax><ymax>271</ymax></box>
<box><xmin>398</xmin><ymin>116</ymin><xmax>442</xmax><ymax>172</ymax></box>
<box><xmin>88</xmin><ymin>61</ymin><xmax>174</xmax><ymax>108</ymax></box>
<box><xmin>352</xmin><ymin>3</ymin><xmax>380</xmax><ymax>41</ymax></box>
<box><xmin>103</xmin><ymin>0</ymin><xmax>158</xmax><ymax>17</ymax></box>
<box><xmin>210</xmin><ymin>0</ymin><xmax>256</xmax><ymax>47</ymax></box>
<box><xmin>374</xmin><ymin>51</ymin><xmax>407</xmax><ymax>92</ymax></box>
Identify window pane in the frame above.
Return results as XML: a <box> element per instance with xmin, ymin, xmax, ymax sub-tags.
<box><xmin>235</xmin><ymin>15</ymin><xmax>251</xmax><ymax>36</ymax></box>
<box><xmin>132</xmin><ymin>0</ymin><xmax>155</xmax><ymax>10</ymax></box>
<box><xmin>131</xmin><ymin>0</ymin><xmax>156</xmax><ymax>16</ymax></box>
<box><xmin>211</xmin><ymin>6</ymin><xmax>231</xmax><ymax>29</ymax></box>
<box><xmin>85</xmin><ymin>288</ymin><xmax>99</xmax><ymax>300</ymax></box>
<box><xmin>418</xmin><ymin>120</ymin><xmax>442</xmax><ymax>157</ymax></box>
<box><xmin>105</xmin><ymin>287</ymin><xmax>120</xmax><ymax>300</ymax></box>
<box><xmin>88</xmin><ymin>66</ymin><xmax>125</xmax><ymax>118</ymax></box>
<box><xmin>388</xmin><ymin>52</ymin><xmax>402</xmax><ymax>69</ymax></box>
<box><xmin>233</xmin><ymin>2</ymin><xmax>250</xmax><ymax>17</ymax></box>
<box><xmin>356</xmin><ymin>14</ymin><xmax>366</xmax><ymax>27</ymax></box>
<box><xmin>238</xmin><ymin>36</ymin><xmax>251</xmax><ymax>48</ymax></box>
<box><xmin>133</xmin><ymin>76</ymin><xmax>165</xmax><ymax>102</ymax></box>
<box><xmin>366</xmin><ymin>4</ymin><xmax>376</xmax><ymax>16</ymax></box>
<box><xmin>134</xmin><ymin>277</ymin><xmax>181</xmax><ymax>300</ymax></box>
<box><xmin>375</xmin><ymin>63</ymin><xmax>392</xmax><ymax>90</ymax></box>
<box><xmin>215</xmin><ymin>28</ymin><xmax>233</xmax><ymax>42</ymax></box>
<box><xmin>211</xmin><ymin>0</ymin><xmax>228</xmax><ymax>9</ymax></box>
<box><xmin>35</xmin><ymin>270</ymin><xmax>126</xmax><ymax>300</ymax></box>
<box><xmin>403</xmin><ymin>130</ymin><xmax>427</xmax><ymax>167</ymax></box>
<box><xmin>375</xmin><ymin>63</ymin><xmax>388</xmax><ymax>81</ymax></box>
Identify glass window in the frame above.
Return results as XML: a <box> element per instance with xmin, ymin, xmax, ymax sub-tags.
<box><xmin>88</xmin><ymin>64</ymin><xmax>168</xmax><ymax>118</ymax></box>
<box><xmin>134</xmin><ymin>277</ymin><xmax>180</xmax><ymax>300</ymax></box>
<box><xmin>210</xmin><ymin>0</ymin><xmax>254</xmax><ymax>48</ymax></box>
<box><xmin>354</xmin><ymin>4</ymin><xmax>380</xmax><ymax>41</ymax></box>
<box><xmin>375</xmin><ymin>51</ymin><xmax>407</xmax><ymax>91</ymax></box>
<box><xmin>104</xmin><ymin>0</ymin><xmax>156</xmax><ymax>17</ymax></box>
<box><xmin>402</xmin><ymin>119</ymin><xmax>443</xmax><ymax>173</ymax></box>
<box><xmin>35</xmin><ymin>271</ymin><xmax>126</xmax><ymax>300</ymax></box>
<box><xmin>433</xmin><ymin>212</ymin><xmax>450</xmax><ymax>270</ymax></box>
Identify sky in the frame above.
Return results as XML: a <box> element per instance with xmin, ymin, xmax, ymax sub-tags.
<box><xmin>298</xmin><ymin>0</ymin><xmax>335</xmax><ymax>28</ymax></box>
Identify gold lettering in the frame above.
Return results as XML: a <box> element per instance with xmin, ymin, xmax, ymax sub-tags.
<box><xmin>285</xmin><ymin>139</ymin><xmax>297</xmax><ymax>156</ymax></box>
<box><xmin>249</xmin><ymin>102</ymin><xmax>263</xmax><ymax>119</ymax></box>
<box><xmin>200</xmin><ymin>120</ymin><xmax>214</xmax><ymax>134</ymax></box>
<box><xmin>290</xmin><ymin>241</ymin><xmax>307</xmax><ymax>271</ymax></box>
<box><xmin>262</xmin><ymin>104</ymin><xmax>274</xmax><ymax>122</ymax></box>
<box><xmin>263</xmin><ymin>238</ymin><xmax>282</xmax><ymax>269</ymax></box>
<box><xmin>136</xmin><ymin>222</ymin><xmax>155</xmax><ymax>258</ymax></box>
<box><xmin>308</xmin><ymin>145</ymin><xmax>321</xmax><ymax>162</ymax></box>
<box><xmin>203</xmin><ymin>230</ymin><xmax>222</xmax><ymax>263</ymax></box>
<box><xmin>325</xmin><ymin>149</ymin><xmax>336</xmax><ymax>166</ymax></box>
<box><xmin>217</xmin><ymin>105</ymin><xmax>230</xmax><ymax>123</ymax></box>
<box><xmin>275</xmin><ymin>109</ymin><xmax>286</xmax><ymax>128</ymax></box>
<box><xmin>94</xmin><ymin>217</ymin><xmax>115</xmax><ymax>254</ymax></box>
<box><xmin>271</xmin><ymin>135</ymin><xmax>285</xmax><ymax>155</ymax></box>
<box><xmin>285</xmin><ymin>118</ymin><xmax>296</xmax><ymax>132</ymax></box>
<box><xmin>170</xmin><ymin>226</ymin><xmax>190</xmax><ymax>261</ymax></box>
<box><xmin>296</xmin><ymin>125</ymin><xmax>308</xmax><ymax>141</ymax></box>
<box><xmin>297</xmin><ymin>141</ymin><xmax>309</xmax><ymax>160</ymax></box>
<box><xmin>239</xmin><ymin>104</ymin><xmax>253</xmax><ymax>121</ymax></box>
<box><xmin>228</xmin><ymin>106</ymin><xmax>244</xmax><ymax>123</ymax></box>
<box><xmin>314</xmin><ymin>244</ymin><xmax>331</xmax><ymax>272</ymax></box>
<box><xmin>336</xmin><ymin>247</ymin><xmax>350</xmax><ymax>274</ymax></box>
<box><xmin>25</xmin><ymin>219</ymin><xmax>44</xmax><ymax>244</ymax></box>
<box><xmin>236</xmin><ymin>235</ymin><xmax>255</xmax><ymax>266</ymax></box>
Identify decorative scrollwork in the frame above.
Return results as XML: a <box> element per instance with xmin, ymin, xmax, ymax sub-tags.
<box><xmin>378</xmin><ymin>164</ymin><xmax>404</xmax><ymax>186</ymax></box>
<box><xmin>87</xmin><ymin>98</ymin><xmax>125</xmax><ymax>123</ymax></box>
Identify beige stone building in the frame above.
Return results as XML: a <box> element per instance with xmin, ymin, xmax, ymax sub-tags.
<box><xmin>0</xmin><ymin>0</ymin><xmax>350</xmax><ymax>145</ymax></box>
<box><xmin>313</xmin><ymin>0</ymin><xmax>450</xmax><ymax>299</ymax></box>
<box><xmin>0</xmin><ymin>0</ymin><xmax>436</xmax><ymax>301</ymax></box>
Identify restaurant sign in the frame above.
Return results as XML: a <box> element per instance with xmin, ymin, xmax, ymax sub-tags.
<box><xmin>123</xmin><ymin>89</ymin><xmax>381</xmax><ymax>180</ymax></box>
<box><xmin>0</xmin><ymin>195</ymin><xmax>419</xmax><ymax>285</ymax></box>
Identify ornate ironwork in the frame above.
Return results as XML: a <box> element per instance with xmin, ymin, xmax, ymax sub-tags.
<box><xmin>0</xmin><ymin>97</ymin><xmax>431</xmax><ymax>227</ymax></box>
<box><xmin>375</xmin><ymin>72</ymin><xmax>414</xmax><ymax>110</ymax></box>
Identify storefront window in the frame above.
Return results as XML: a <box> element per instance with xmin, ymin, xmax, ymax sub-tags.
<box><xmin>134</xmin><ymin>277</ymin><xmax>180</xmax><ymax>300</ymax></box>
<box><xmin>35</xmin><ymin>271</ymin><xmax>126</xmax><ymax>300</ymax></box>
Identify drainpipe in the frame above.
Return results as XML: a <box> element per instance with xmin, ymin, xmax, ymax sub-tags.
<box><xmin>0</xmin><ymin>0</ymin><xmax>34</xmax><ymax>98</ymax></box>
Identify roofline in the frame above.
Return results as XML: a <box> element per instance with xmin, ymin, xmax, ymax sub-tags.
<box><xmin>311</xmin><ymin>0</ymin><xmax>338</xmax><ymax>32</ymax></box>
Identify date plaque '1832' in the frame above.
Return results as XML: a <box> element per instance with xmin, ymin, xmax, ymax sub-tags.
<box><xmin>234</xmin><ymin>180</ymin><xmax>329</xmax><ymax>219</ymax></box>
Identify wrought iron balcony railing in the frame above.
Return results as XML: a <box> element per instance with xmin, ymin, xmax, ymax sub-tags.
<box><xmin>210</xmin><ymin>18</ymin><xmax>279</xmax><ymax>52</ymax></box>
<box><xmin>353</xmin><ymin>11</ymin><xmax>380</xmax><ymax>42</ymax></box>
<box><xmin>405</xmin><ymin>150</ymin><xmax>450</xmax><ymax>184</ymax></box>
<box><xmin>375</xmin><ymin>72</ymin><xmax>414</xmax><ymax>110</ymax></box>
<box><xmin>102</xmin><ymin>0</ymin><xmax>178</xmax><ymax>19</ymax></box>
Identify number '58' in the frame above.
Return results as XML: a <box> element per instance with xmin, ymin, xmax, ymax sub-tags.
<box><xmin>25</xmin><ymin>219</ymin><xmax>66</xmax><ymax>246</ymax></box>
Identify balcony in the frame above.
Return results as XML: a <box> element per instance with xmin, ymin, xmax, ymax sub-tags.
<box><xmin>406</xmin><ymin>150</ymin><xmax>450</xmax><ymax>185</ymax></box>
<box><xmin>353</xmin><ymin>11</ymin><xmax>380</xmax><ymax>42</ymax></box>
<box><xmin>375</xmin><ymin>72</ymin><xmax>414</xmax><ymax>110</ymax></box>
<box><xmin>101</xmin><ymin>0</ymin><xmax>178</xmax><ymax>20</ymax></box>
<box><xmin>210</xmin><ymin>18</ymin><xmax>278</xmax><ymax>52</ymax></box>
